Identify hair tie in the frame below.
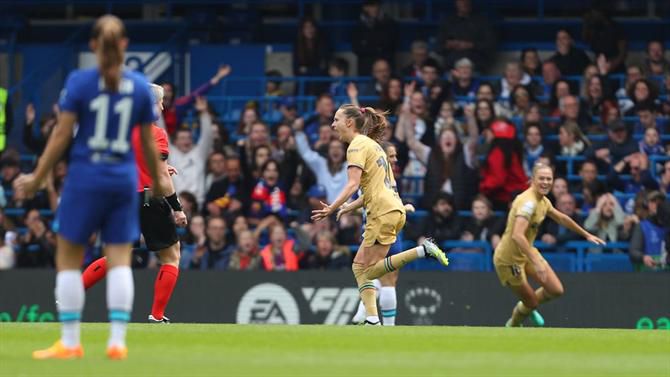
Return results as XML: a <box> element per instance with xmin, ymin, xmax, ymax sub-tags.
<box><xmin>360</xmin><ymin>107</ymin><xmax>366</xmax><ymax>114</ymax></box>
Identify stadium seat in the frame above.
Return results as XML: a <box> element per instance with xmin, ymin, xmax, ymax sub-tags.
<box><xmin>543</xmin><ymin>253</ymin><xmax>577</xmax><ymax>272</ymax></box>
<box><xmin>584</xmin><ymin>253</ymin><xmax>634</xmax><ymax>272</ymax></box>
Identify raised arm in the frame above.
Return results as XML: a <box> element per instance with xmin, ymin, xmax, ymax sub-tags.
<box><xmin>293</xmin><ymin>121</ymin><xmax>327</xmax><ymax>174</ymax></box>
<box><xmin>193</xmin><ymin>97</ymin><xmax>214</xmax><ymax>160</ymax></box>
<box><xmin>402</xmin><ymin>115</ymin><xmax>431</xmax><ymax>165</ymax></box>
<box><xmin>462</xmin><ymin>104</ymin><xmax>479</xmax><ymax>168</ymax></box>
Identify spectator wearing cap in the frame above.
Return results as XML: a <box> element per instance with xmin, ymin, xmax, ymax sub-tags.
<box><xmin>549</xmin><ymin>29</ymin><xmax>592</xmax><ymax>76</ymax></box>
<box><xmin>479</xmin><ymin>119</ymin><xmax>528</xmax><ymax>210</ymax></box>
<box><xmin>292</xmin><ymin>118</ymin><xmax>347</xmax><ymax>204</ymax></box>
<box><xmin>436</xmin><ymin>0</ymin><xmax>496</xmax><ymax>72</ymax></box>
<box><xmin>400</xmin><ymin>40</ymin><xmax>429</xmax><ymax>79</ymax></box>
<box><xmin>586</xmin><ymin>119</ymin><xmax>638</xmax><ymax>173</ymax></box>
<box><xmin>352</xmin><ymin>0</ymin><xmax>398</xmax><ymax>76</ymax></box>
<box><xmin>644</xmin><ymin>40</ymin><xmax>670</xmax><ymax>76</ymax></box>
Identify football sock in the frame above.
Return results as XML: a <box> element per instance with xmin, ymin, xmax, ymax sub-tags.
<box><xmin>82</xmin><ymin>257</ymin><xmax>108</xmax><ymax>290</ymax></box>
<box><xmin>151</xmin><ymin>264</ymin><xmax>179</xmax><ymax>320</ymax></box>
<box><xmin>367</xmin><ymin>247</ymin><xmax>421</xmax><ymax>280</ymax></box>
<box><xmin>353</xmin><ymin>280</ymin><xmax>380</xmax><ymax>323</ymax></box>
<box><xmin>510</xmin><ymin>301</ymin><xmax>532</xmax><ymax>326</ymax></box>
<box><xmin>353</xmin><ymin>263</ymin><xmax>378</xmax><ymax>318</ymax></box>
<box><xmin>107</xmin><ymin>266</ymin><xmax>133</xmax><ymax>348</ymax></box>
<box><xmin>56</xmin><ymin>270</ymin><xmax>85</xmax><ymax>348</ymax></box>
<box><xmin>379</xmin><ymin>286</ymin><xmax>397</xmax><ymax>326</ymax></box>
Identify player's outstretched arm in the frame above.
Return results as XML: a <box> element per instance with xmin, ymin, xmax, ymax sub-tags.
<box><xmin>312</xmin><ymin>166</ymin><xmax>362</xmax><ymax>222</ymax></box>
<box><xmin>547</xmin><ymin>207</ymin><xmax>606</xmax><ymax>245</ymax></box>
<box><xmin>14</xmin><ymin>112</ymin><xmax>77</xmax><ymax>197</ymax></box>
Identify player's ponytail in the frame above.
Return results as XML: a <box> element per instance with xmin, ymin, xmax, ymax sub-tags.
<box><xmin>91</xmin><ymin>15</ymin><xmax>126</xmax><ymax>92</ymax></box>
<box><xmin>339</xmin><ymin>104</ymin><xmax>388</xmax><ymax>144</ymax></box>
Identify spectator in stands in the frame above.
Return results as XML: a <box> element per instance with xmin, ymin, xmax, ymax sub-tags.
<box><xmin>584</xmin><ymin>193</ymin><xmax>634</xmax><ymax>250</ymax></box>
<box><xmin>293</xmin><ymin>118</ymin><xmax>347</xmax><ymax>204</ymax></box>
<box><xmin>549</xmin><ymin>29</ymin><xmax>591</xmax><ymax>76</ymax></box>
<box><xmin>238</xmin><ymin>122</ymin><xmax>272</xmax><ymax>174</ymax></box>
<box><xmin>228</xmin><ymin>230</ymin><xmax>261</xmax><ymax>271</ymax></box>
<box><xmin>401</xmin><ymin>40</ymin><xmax>429</xmax><ymax>79</ymax></box>
<box><xmin>634</xmin><ymin>102</ymin><xmax>662</xmax><ymax>134</ymax></box>
<box><xmin>571</xmin><ymin>159</ymin><xmax>599</xmax><ymax>192</ymax></box>
<box><xmin>449</xmin><ymin>58</ymin><xmax>480</xmax><ymax>107</ymax></box>
<box><xmin>206</xmin><ymin>155</ymin><xmax>251</xmax><ymax>218</ymax></box>
<box><xmin>629</xmin><ymin>191</ymin><xmax>668</xmax><ymax>271</ymax></box>
<box><xmin>600</xmin><ymin>99</ymin><xmax>621</xmax><ymax>130</ymax></box>
<box><xmin>161</xmin><ymin>65</ymin><xmax>230</xmax><ymax>135</ymax></box>
<box><xmin>419</xmin><ymin>58</ymin><xmax>443</xmax><ymax>106</ymax></box>
<box><xmin>417</xmin><ymin>192</ymin><xmax>462</xmax><ymax>245</ymax></box>
<box><xmin>608</xmin><ymin>152</ymin><xmax>659</xmax><ymax>196</ymax></box>
<box><xmin>460</xmin><ymin>194</ymin><xmax>503</xmax><ymax>249</ymax></box>
<box><xmin>327</xmin><ymin>57</ymin><xmax>349</xmax><ymax>98</ymax></box>
<box><xmin>582</xmin><ymin>75</ymin><xmax>610</xmax><ymax>122</ymax></box>
<box><xmin>583</xmin><ymin>5</ymin><xmax>628</xmax><ymax>74</ymax></box>
<box><xmin>539</xmin><ymin>193</ymin><xmax>583</xmax><ymax>247</ymax></box>
<box><xmin>521</xmin><ymin>48</ymin><xmax>542</xmax><ymax>77</ymax></box>
<box><xmin>294</xmin><ymin>16</ymin><xmax>329</xmax><ymax>94</ymax></box>
<box><xmin>278</xmin><ymin>97</ymin><xmax>299</xmax><ymax>126</ymax></box>
<box><xmin>249</xmin><ymin>144</ymin><xmax>273</xmax><ymax>181</ymax></box>
<box><xmin>546</xmin><ymin>79</ymin><xmax>572</xmax><ymax>118</ymax></box>
<box><xmin>178</xmin><ymin>191</ymin><xmax>199</xmax><ymax>221</ymax></box>
<box><xmin>260</xmin><ymin>223</ymin><xmax>299</xmax><ymax>271</ymax></box>
<box><xmin>540</xmin><ymin>60</ymin><xmax>562</xmax><ymax>101</ymax></box>
<box><xmin>616</xmin><ymin>64</ymin><xmax>644</xmax><ymax>115</ymax></box>
<box><xmin>23</xmin><ymin>103</ymin><xmax>57</xmax><ymax>155</ymax></box>
<box><xmin>0</xmin><ymin>153</ymin><xmax>20</xmax><ymax>192</ymax></box>
<box><xmin>658</xmin><ymin>161</ymin><xmax>670</xmax><ymax>195</ymax></box>
<box><xmin>497</xmin><ymin>62</ymin><xmax>532</xmax><ymax>102</ymax></box>
<box><xmin>479</xmin><ymin>120</ymin><xmax>528</xmax><ymax>210</ymax></box>
<box><xmin>300</xmin><ymin>230</ymin><xmax>350</xmax><ymax>270</ymax></box>
<box><xmin>558</xmin><ymin>121</ymin><xmax>590</xmax><ymax>157</ymax></box>
<box><xmin>639</xmin><ymin>127</ymin><xmax>665</xmax><ymax>158</ymax></box>
<box><xmin>204</xmin><ymin>151</ymin><xmax>226</xmax><ymax>195</ymax></box>
<box><xmin>523</xmin><ymin>123</ymin><xmax>544</xmax><ymax>175</ymax></box>
<box><xmin>352</xmin><ymin>0</ymin><xmax>397</xmax><ymax>75</ymax></box>
<box><xmin>394</xmin><ymin>83</ymin><xmax>433</xmax><ymax>186</ymax></box>
<box><xmin>0</xmin><ymin>226</ymin><xmax>13</xmax><ymax>269</ymax></box>
<box><xmin>625</xmin><ymin>79</ymin><xmax>660</xmax><ymax>116</ymax></box>
<box><xmin>236</xmin><ymin>106</ymin><xmax>261</xmax><ymax>137</ymax></box>
<box><xmin>437</xmin><ymin>0</ymin><xmax>495</xmax><ymax>72</ymax></box>
<box><xmin>644</xmin><ymin>40</ymin><xmax>669</xmax><ymax>76</ymax></box>
<box><xmin>509</xmin><ymin>85</ymin><xmax>536</xmax><ymax>118</ymax></box>
<box><xmin>15</xmin><ymin>209</ymin><xmax>55</xmax><ymax>268</ymax></box>
<box><xmin>192</xmin><ymin>216</ymin><xmax>233</xmax><ymax>270</ymax></box>
<box><xmin>169</xmin><ymin>96</ymin><xmax>214</xmax><ymax>208</ymax></box>
<box><xmin>474</xmin><ymin>99</ymin><xmax>496</xmax><ymax>133</ymax></box>
<box><xmin>399</xmin><ymin>92</ymin><xmax>478</xmax><ymax>210</ymax></box>
<box><xmin>581</xmin><ymin>180</ymin><xmax>607</xmax><ymax>214</ymax></box>
<box><xmin>434</xmin><ymin>100</ymin><xmax>462</xmax><ymax>142</ymax></box>
<box><xmin>377</xmin><ymin>77</ymin><xmax>403</xmax><ymax>115</ymax></box>
<box><xmin>304</xmin><ymin>94</ymin><xmax>335</xmax><ymax>143</ymax></box>
<box><xmin>179</xmin><ymin>215</ymin><xmax>206</xmax><ymax>269</ymax></box>
<box><xmin>548</xmin><ymin>176</ymin><xmax>569</xmax><ymax>205</ymax></box>
<box><xmin>587</xmin><ymin>119</ymin><xmax>638</xmax><ymax>172</ymax></box>
<box><xmin>559</xmin><ymin>95</ymin><xmax>591</xmax><ymax>135</ymax></box>
<box><xmin>359</xmin><ymin>58</ymin><xmax>393</xmax><ymax>98</ymax></box>
<box><xmin>249</xmin><ymin>159</ymin><xmax>287</xmax><ymax>225</ymax></box>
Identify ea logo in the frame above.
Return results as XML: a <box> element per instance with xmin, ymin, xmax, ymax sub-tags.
<box><xmin>404</xmin><ymin>287</ymin><xmax>442</xmax><ymax>325</ymax></box>
<box><xmin>236</xmin><ymin>283</ymin><xmax>300</xmax><ymax>324</ymax></box>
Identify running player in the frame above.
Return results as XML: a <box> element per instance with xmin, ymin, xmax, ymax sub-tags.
<box><xmin>341</xmin><ymin>142</ymin><xmax>414</xmax><ymax>326</ymax></box>
<box><xmin>494</xmin><ymin>163</ymin><xmax>605</xmax><ymax>327</ymax></box>
<box><xmin>15</xmin><ymin>15</ymin><xmax>160</xmax><ymax>360</ymax></box>
<box><xmin>312</xmin><ymin>105</ymin><xmax>449</xmax><ymax>325</ymax></box>
<box><xmin>81</xmin><ymin>83</ymin><xmax>188</xmax><ymax>324</ymax></box>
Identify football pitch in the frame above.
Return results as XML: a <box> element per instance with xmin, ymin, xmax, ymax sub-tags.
<box><xmin>1</xmin><ymin>323</ymin><xmax>668</xmax><ymax>376</ymax></box>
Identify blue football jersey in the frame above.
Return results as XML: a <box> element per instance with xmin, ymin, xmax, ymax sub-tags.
<box><xmin>58</xmin><ymin>68</ymin><xmax>156</xmax><ymax>189</ymax></box>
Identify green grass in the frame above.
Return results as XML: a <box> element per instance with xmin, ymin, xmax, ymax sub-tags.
<box><xmin>1</xmin><ymin>323</ymin><xmax>668</xmax><ymax>377</ymax></box>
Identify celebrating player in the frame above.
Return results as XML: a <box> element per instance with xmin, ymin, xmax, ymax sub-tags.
<box><xmin>494</xmin><ymin>163</ymin><xmax>605</xmax><ymax>327</ymax></box>
<box><xmin>312</xmin><ymin>105</ymin><xmax>449</xmax><ymax>325</ymax></box>
<box><xmin>81</xmin><ymin>83</ymin><xmax>189</xmax><ymax>324</ymax></box>
<box><xmin>15</xmin><ymin>15</ymin><xmax>160</xmax><ymax>360</ymax></box>
<box><xmin>341</xmin><ymin>141</ymin><xmax>414</xmax><ymax>326</ymax></box>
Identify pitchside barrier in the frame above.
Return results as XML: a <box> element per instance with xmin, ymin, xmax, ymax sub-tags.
<box><xmin>0</xmin><ymin>271</ymin><xmax>668</xmax><ymax>329</ymax></box>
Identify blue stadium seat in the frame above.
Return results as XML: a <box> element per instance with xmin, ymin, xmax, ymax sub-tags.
<box><xmin>543</xmin><ymin>253</ymin><xmax>577</xmax><ymax>272</ymax></box>
<box><xmin>584</xmin><ymin>253</ymin><xmax>633</xmax><ymax>272</ymax></box>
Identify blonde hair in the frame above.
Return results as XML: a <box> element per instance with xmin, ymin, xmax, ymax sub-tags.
<box><xmin>531</xmin><ymin>162</ymin><xmax>554</xmax><ymax>177</ymax></box>
<box><xmin>150</xmin><ymin>83</ymin><xmax>164</xmax><ymax>104</ymax></box>
<box><xmin>339</xmin><ymin>104</ymin><xmax>388</xmax><ymax>143</ymax></box>
<box><xmin>91</xmin><ymin>15</ymin><xmax>126</xmax><ymax>92</ymax></box>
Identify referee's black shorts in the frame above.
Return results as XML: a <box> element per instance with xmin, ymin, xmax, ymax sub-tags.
<box><xmin>138</xmin><ymin>192</ymin><xmax>179</xmax><ymax>252</ymax></box>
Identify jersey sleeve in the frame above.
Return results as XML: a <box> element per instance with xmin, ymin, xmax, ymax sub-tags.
<box><xmin>153</xmin><ymin>126</ymin><xmax>170</xmax><ymax>159</ymax></box>
<box><xmin>346</xmin><ymin>137</ymin><xmax>366</xmax><ymax>170</ymax></box>
<box><xmin>516</xmin><ymin>198</ymin><xmax>537</xmax><ymax>220</ymax></box>
<box><xmin>136</xmin><ymin>78</ymin><xmax>157</xmax><ymax>125</ymax></box>
<box><xmin>58</xmin><ymin>71</ymin><xmax>81</xmax><ymax>113</ymax></box>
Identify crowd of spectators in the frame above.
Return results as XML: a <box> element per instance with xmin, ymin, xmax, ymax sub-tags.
<box><xmin>1</xmin><ymin>0</ymin><xmax>669</xmax><ymax>272</ymax></box>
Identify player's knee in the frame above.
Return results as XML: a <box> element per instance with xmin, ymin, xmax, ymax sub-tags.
<box><xmin>549</xmin><ymin>284</ymin><xmax>565</xmax><ymax>298</ymax></box>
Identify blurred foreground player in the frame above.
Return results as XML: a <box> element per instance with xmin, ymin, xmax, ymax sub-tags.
<box><xmin>81</xmin><ymin>83</ymin><xmax>187</xmax><ymax>323</ymax></box>
<box><xmin>15</xmin><ymin>15</ymin><xmax>160</xmax><ymax>360</ymax></box>
<box><xmin>494</xmin><ymin>163</ymin><xmax>605</xmax><ymax>327</ymax></box>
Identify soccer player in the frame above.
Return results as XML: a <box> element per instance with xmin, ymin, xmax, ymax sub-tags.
<box><xmin>312</xmin><ymin>105</ymin><xmax>449</xmax><ymax>325</ymax></box>
<box><xmin>494</xmin><ymin>163</ymin><xmax>605</xmax><ymax>327</ymax></box>
<box><xmin>81</xmin><ymin>83</ymin><xmax>188</xmax><ymax>324</ymax></box>
<box><xmin>341</xmin><ymin>142</ymin><xmax>414</xmax><ymax>326</ymax></box>
<box><xmin>14</xmin><ymin>15</ymin><xmax>160</xmax><ymax>360</ymax></box>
